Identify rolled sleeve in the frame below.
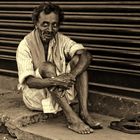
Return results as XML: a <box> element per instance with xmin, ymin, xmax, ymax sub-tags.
<box><xmin>68</xmin><ymin>43</ymin><xmax>85</xmax><ymax>57</ymax></box>
<box><xmin>62</xmin><ymin>34</ymin><xmax>85</xmax><ymax>58</ymax></box>
<box><xmin>16</xmin><ymin>40</ymin><xmax>35</xmax><ymax>84</ymax></box>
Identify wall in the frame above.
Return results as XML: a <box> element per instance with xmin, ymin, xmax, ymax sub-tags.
<box><xmin>0</xmin><ymin>0</ymin><xmax>140</xmax><ymax>116</ymax></box>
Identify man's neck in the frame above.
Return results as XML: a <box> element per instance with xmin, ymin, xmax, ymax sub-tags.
<box><xmin>42</xmin><ymin>40</ymin><xmax>49</xmax><ymax>61</ymax></box>
<box><xmin>43</xmin><ymin>41</ymin><xmax>49</xmax><ymax>50</ymax></box>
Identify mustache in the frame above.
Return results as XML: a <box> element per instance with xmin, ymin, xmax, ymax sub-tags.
<box><xmin>41</xmin><ymin>30</ymin><xmax>56</xmax><ymax>36</ymax></box>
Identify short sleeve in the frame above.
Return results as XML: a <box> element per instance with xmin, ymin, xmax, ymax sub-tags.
<box><xmin>68</xmin><ymin>43</ymin><xmax>85</xmax><ymax>58</ymax></box>
<box><xmin>16</xmin><ymin>39</ymin><xmax>35</xmax><ymax>84</ymax></box>
<box><xmin>61</xmin><ymin>34</ymin><xmax>85</xmax><ymax>58</ymax></box>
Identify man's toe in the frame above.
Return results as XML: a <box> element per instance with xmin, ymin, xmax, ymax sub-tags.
<box><xmin>90</xmin><ymin>128</ymin><xmax>94</xmax><ymax>133</ymax></box>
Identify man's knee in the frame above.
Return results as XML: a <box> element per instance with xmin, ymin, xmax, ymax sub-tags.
<box><xmin>39</xmin><ymin>62</ymin><xmax>56</xmax><ymax>78</ymax></box>
<box><xmin>70</xmin><ymin>51</ymin><xmax>92</xmax><ymax>70</ymax></box>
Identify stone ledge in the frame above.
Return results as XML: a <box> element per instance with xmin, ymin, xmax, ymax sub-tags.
<box><xmin>0</xmin><ymin>89</ymin><xmax>140</xmax><ymax>140</ymax></box>
<box><xmin>89</xmin><ymin>90</ymin><xmax>140</xmax><ymax>118</ymax></box>
<box><xmin>0</xmin><ymin>89</ymin><xmax>74</xmax><ymax>139</ymax></box>
<box><xmin>0</xmin><ymin>90</ymin><xmax>50</xmax><ymax>138</ymax></box>
<box><xmin>0</xmin><ymin>75</ymin><xmax>18</xmax><ymax>91</ymax></box>
<box><xmin>15</xmin><ymin>114</ymin><xmax>140</xmax><ymax>140</ymax></box>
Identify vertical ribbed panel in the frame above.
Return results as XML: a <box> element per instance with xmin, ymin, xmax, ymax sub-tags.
<box><xmin>0</xmin><ymin>1</ymin><xmax>140</xmax><ymax>98</ymax></box>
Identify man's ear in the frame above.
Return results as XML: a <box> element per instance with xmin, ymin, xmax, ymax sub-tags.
<box><xmin>35</xmin><ymin>25</ymin><xmax>38</xmax><ymax>29</ymax></box>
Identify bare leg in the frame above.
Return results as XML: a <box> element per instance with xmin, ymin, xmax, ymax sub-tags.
<box><xmin>70</xmin><ymin>56</ymin><xmax>102</xmax><ymax>129</ymax></box>
<box><xmin>39</xmin><ymin>62</ymin><xmax>94</xmax><ymax>134</ymax></box>
<box><xmin>51</xmin><ymin>89</ymin><xmax>94</xmax><ymax>134</ymax></box>
<box><xmin>76</xmin><ymin>71</ymin><xmax>102</xmax><ymax>129</ymax></box>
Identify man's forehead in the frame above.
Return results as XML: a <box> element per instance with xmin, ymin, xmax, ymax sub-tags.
<box><xmin>38</xmin><ymin>11</ymin><xmax>58</xmax><ymax>21</ymax></box>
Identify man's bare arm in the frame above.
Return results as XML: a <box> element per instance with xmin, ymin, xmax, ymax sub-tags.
<box><xmin>26</xmin><ymin>76</ymin><xmax>73</xmax><ymax>89</ymax></box>
<box><xmin>70</xmin><ymin>49</ymin><xmax>92</xmax><ymax>78</ymax></box>
<box><xmin>26</xmin><ymin>50</ymin><xmax>91</xmax><ymax>89</ymax></box>
<box><xmin>55</xmin><ymin>50</ymin><xmax>92</xmax><ymax>84</ymax></box>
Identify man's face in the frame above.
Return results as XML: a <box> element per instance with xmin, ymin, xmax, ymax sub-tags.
<box><xmin>36</xmin><ymin>11</ymin><xmax>59</xmax><ymax>42</ymax></box>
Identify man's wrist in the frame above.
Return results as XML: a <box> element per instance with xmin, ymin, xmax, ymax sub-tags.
<box><xmin>44</xmin><ymin>77</ymin><xmax>57</xmax><ymax>86</ymax></box>
<box><xmin>70</xmin><ymin>72</ymin><xmax>77</xmax><ymax>79</ymax></box>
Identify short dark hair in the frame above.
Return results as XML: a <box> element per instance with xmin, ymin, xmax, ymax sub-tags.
<box><xmin>32</xmin><ymin>2</ymin><xmax>63</xmax><ymax>25</ymax></box>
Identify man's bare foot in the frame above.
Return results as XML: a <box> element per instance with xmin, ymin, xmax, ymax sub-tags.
<box><xmin>67</xmin><ymin>121</ymin><xmax>94</xmax><ymax>134</ymax></box>
<box><xmin>80</xmin><ymin>114</ymin><xmax>103</xmax><ymax>129</ymax></box>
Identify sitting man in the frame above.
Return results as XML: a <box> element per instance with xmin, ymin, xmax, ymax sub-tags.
<box><xmin>16</xmin><ymin>2</ymin><xmax>102</xmax><ymax>134</ymax></box>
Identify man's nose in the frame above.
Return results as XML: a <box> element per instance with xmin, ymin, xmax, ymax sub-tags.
<box><xmin>47</xmin><ymin>24</ymin><xmax>53</xmax><ymax>32</ymax></box>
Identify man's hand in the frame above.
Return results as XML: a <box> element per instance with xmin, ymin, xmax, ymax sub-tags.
<box><xmin>53</xmin><ymin>73</ymin><xmax>76</xmax><ymax>89</ymax></box>
<box><xmin>49</xmin><ymin>73</ymin><xmax>76</xmax><ymax>97</ymax></box>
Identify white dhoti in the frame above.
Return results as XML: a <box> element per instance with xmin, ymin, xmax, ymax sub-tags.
<box><xmin>22</xmin><ymin>64</ymin><xmax>77</xmax><ymax>114</ymax></box>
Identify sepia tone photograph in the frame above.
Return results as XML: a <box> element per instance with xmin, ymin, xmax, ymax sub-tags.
<box><xmin>0</xmin><ymin>0</ymin><xmax>140</xmax><ymax>140</ymax></box>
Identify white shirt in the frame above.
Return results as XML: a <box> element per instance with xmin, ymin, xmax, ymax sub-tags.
<box><xmin>16</xmin><ymin>32</ymin><xmax>84</xmax><ymax>113</ymax></box>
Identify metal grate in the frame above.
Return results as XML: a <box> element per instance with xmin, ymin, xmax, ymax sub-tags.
<box><xmin>0</xmin><ymin>0</ymin><xmax>140</xmax><ymax>98</ymax></box>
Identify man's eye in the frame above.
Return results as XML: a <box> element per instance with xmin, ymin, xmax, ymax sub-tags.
<box><xmin>43</xmin><ymin>23</ymin><xmax>49</xmax><ymax>27</ymax></box>
<box><xmin>53</xmin><ymin>23</ymin><xmax>58</xmax><ymax>28</ymax></box>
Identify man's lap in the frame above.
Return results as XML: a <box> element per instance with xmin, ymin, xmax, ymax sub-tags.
<box><xmin>22</xmin><ymin>86</ymin><xmax>76</xmax><ymax>113</ymax></box>
<box><xmin>22</xmin><ymin>62</ymin><xmax>76</xmax><ymax>113</ymax></box>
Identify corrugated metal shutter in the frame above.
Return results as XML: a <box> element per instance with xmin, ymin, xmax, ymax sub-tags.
<box><xmin>0</xmin><ymin>0</ymin><xmax>140</xmax><ymax>98</ymax></box>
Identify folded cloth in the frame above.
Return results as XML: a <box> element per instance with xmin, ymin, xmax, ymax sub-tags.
<box><xmin>25</xmin><ymin>29</ymin><xmax>64</xmax><ymax>73</ymax></box>
<box><xmin>109</xmin><ymin>113</ymin><xmax>140</xmax><ymax>134</ymax></box>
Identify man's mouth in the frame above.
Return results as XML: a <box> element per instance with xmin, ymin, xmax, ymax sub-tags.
<box><xmin>43</xmin><ymin>33</ymin><xmax>52</xmax><ymax>37</ymax></box>
<box><xmin>42</xmin><ymin>31</ymin><xmax>54</xmax><ymax>38</ymax></box>
<box><xmin>41</xmin><ymin>33</ymin><xmax>53</xmax><ymax>41</ymax></box>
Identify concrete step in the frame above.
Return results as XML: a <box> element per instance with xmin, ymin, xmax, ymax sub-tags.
<box><xmin>0</xmin><ymin>90</ymin><xmax>50</xmax><ymax>139</ymax></box>
<box><xmin>0</xmin><ymin>89</ymin><xmax>140</xmax><ymax>140</ymax></box>
<box><xmin>0</xmin><ymin>89</ymin><xmax>77</xmax><ymax>139</ymax></box>
<box><xmin>16</xmin><ymin>114</ymin><xmax>140</xmax><ymax>140</ymax></box>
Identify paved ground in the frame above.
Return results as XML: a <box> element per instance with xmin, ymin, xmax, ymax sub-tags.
<box><xmin>0</xmin><ymin>89</ymin><xmax>140</xmax><ymax>140</ymax></box>
<box><xmin>0</xmin><ymin>134</ymin><xmax>17</xmax><ymax>140</ymax></box>
<box><xmin>21</xmin><ymin>113</ymin><xmax>140</xmax><ymax>140</ymax></box>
